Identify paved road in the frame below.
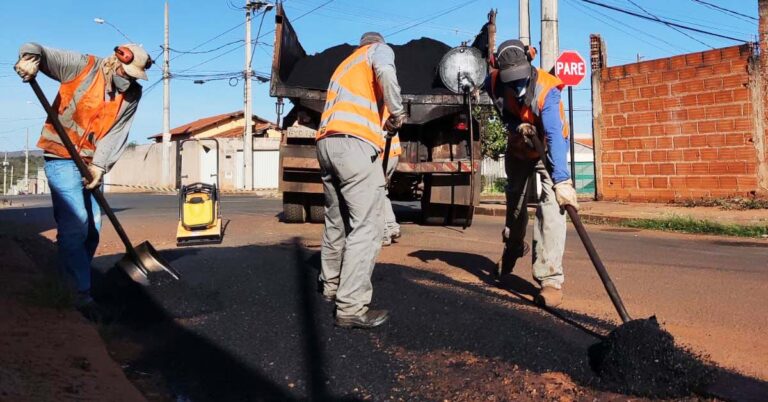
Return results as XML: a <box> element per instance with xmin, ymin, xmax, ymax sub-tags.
<box><xmin>2</xmin><ymin>193</ymin><xmax>766</xmax><ymax>400</ymax></box>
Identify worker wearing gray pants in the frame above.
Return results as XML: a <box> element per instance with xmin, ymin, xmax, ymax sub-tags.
<box><xmin>382</xmin><ymin>152</ymin><xmax>401</xmax><ymax>246</ymax></box>
<box><xmin>315</xmin><ymin>31</ymin><xmax>406</xmax><ymax>328</ymax></box>
<box><xmin>316</xmin><ymin>137</ymin><xmax>385</xmax><ymax>320</ymax></box>
<box><xmin>486</xmin><ymin>39</ymin><xmax>578</xmax><ymax>308</ymax></box>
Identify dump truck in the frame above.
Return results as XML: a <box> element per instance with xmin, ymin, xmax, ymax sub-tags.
<box><xmin>270</xmin><ymin>4</ymin><xmax>496</xmax><ymax>226</ymax></box>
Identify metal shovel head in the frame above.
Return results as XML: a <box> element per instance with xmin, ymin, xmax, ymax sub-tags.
<box><xmin>115</xmin><ymin>241</ymin><xmax>180</xmax><ymax>286</ymax></box>
<box><xmin>135</xmin><ymin>241</ymin><xmax>181</xmax><ymax>280</ymax></box>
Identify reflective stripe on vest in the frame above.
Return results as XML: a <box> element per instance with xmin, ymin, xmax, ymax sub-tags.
<box><xmin>37</xmin><ymin>55</ymin><xmax>125</xmax><ymax>161</ymax></box>
<box><xmin>316</xmin><ymin>44</ymin><xmax>390</xmax><ymax>151</ymax></box>
<box><xmin>490</xmin><ymin>68</ymin><xmax>568</xmax><ymax>140</ymax></box>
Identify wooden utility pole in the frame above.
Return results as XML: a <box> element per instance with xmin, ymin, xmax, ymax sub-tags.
<box><xmin>24</xmin><ymin>129</ymin><xmax>29</xmax><ymax>193</ymax></box>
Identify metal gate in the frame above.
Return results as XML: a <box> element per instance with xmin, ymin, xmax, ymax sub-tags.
<box><xmin>253</xmin><ymin>150</ymin><xmax>279</xmax><ymax>189</ymax></box>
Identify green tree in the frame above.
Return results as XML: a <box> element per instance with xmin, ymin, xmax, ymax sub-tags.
<box><xmin>475</xmin><ymin>105</ymin><xmax>507</xmax><ymax>160</ymax></box>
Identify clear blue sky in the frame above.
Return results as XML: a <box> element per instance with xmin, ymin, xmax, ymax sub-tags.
<box><xmin>0</xmin><ymin>0</ymin><xmax>759</xmax><ymax>152</ymax></box>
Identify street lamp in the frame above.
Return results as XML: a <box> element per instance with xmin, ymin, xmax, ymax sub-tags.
<box><xmin>94</xmin><ymin>17</ymin><xmax>135</xmax><ymax>43</ymax></box>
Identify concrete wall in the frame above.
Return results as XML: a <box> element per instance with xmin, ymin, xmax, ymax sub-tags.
<box><xmin>591</xmin><ymin>37</ymin><xmax>768</xmax><ymax>202</ymax></box>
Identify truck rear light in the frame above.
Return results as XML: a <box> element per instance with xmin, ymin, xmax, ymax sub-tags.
<box><xmin>455</xmin><ymin>114</ymin><xmax>469</xmax><ymax>131</ymax></box>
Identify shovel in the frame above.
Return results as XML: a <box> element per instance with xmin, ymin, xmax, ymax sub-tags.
<box><xmin>29</xmin><ymin>78</ymin><xmax>180</xmax><ymax>286</ymax></box>
<box><xmin>528</xmin><ymin>134</ymin><xmax>631</xmax><ymax>322</ymax></box>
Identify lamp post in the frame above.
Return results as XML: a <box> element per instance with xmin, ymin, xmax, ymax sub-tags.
<box><xmin>94</xmin><ymin>17</ymin><xmax>135</xmax><ymax>43</ymax></box>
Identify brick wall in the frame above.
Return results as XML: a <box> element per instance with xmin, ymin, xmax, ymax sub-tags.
<box><xmin>591</xmin><ymin>41</ymin><xmax>767</xmax><ymax>202</ymax></box>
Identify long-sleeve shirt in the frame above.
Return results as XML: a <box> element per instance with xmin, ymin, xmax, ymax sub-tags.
<box><xmin>540</xmin><ymin>89</ymin><xmax>570</xmax><ymax>184</ymax></box>
<box><xmin>368</xmin><ymin>43</ymin><xmax>404</xmax><ymax>117</ymax></box>
<box><xmin>484</xmin><ymin>75</ymin><xmax>570</xmax><ymax>184</ymax></box>
<box><xmin>19</xmin><ymin>43</ymin><xmax>142</xmax><ymax>171</ymax></box>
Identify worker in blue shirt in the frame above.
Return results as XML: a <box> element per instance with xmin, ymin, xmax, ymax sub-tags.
<box><xmin>485</xmin><ymin>39</ymin><xmax>579</xmax><ymax>308</ymax></box>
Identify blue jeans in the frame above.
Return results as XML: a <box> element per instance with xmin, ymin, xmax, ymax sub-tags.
<box><xmin>45</xmin><ymin>159</ymin><xmax>102</xmax><ymax>294</ymax></box>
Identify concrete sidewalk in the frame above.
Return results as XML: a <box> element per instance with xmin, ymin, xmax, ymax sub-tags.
<box><xmin>476</xmin><ymin>196</ymin><xmax>768</xmax><ymax>228</ymax></box>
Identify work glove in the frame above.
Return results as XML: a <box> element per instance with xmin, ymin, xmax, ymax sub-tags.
<box><xmin>83</xmin><ymin>165</ymin><xmax>105</xmax><ymax>190</ymax></box>
<box><xmin>383</xmin><ymin>113</ymin><xmax>406</xmax><ymax>136</ymax></box>
<box><xmin>553</xmin><ymin>179</ymin><xmax>579</xmax><ymax>211</ymax></box>
<box><xmin>516</xmin><ymin>122</ymin><xmax>537</xmax><ymax>138</ymax></box>
<box><xmin>15</xmin><ymin>54</ymin><xmax>40</xmax><ymax>82</ymax></box>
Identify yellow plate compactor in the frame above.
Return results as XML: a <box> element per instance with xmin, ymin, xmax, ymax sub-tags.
<box><xmin>176</xmin><ymin>138</ymin><xmax>223</xmax><ymax>246</ymax></box>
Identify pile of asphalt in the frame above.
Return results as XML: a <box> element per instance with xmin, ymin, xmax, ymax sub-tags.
<box><xmin>284</xmin><ymin>38</ymin><xmax>454</xmax><ymax>95</ymax></box>
<box><xmin>588</xmin><ymin>316</ymin><xmax>714</xmax><ymax>398</ymax></box>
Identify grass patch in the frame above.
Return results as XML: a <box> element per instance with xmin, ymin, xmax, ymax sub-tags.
<box><xmin>25</xmin><ymin>275</ymin><xmax>74</xmax><ymax>309</ymax></box>
<box><xmin>620</xmin><ymin>215</ymin><xmax>768</xmax><ymax>238</ymax></box>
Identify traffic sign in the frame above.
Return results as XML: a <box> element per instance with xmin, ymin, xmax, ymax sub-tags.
<box><xmin>555</xmin><ymin>50</ymin><xmax>587</xmax><ymax>87</ymax></box>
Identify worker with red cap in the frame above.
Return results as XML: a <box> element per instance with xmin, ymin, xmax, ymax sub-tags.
<box><xmin>15</xmin><ymin>42</ymin><xmax>151</xmax><ymax>318</ymax></box>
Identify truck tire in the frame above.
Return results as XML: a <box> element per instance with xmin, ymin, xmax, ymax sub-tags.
<box><xmin>308</xmin><ymin>204</ymin><xmax>325</xmax><ymax>223</ymax></box>
<box><xmin>283</xmin><ymin>201</ymin><xmax>306</xmax><ymax>223</ymax></box>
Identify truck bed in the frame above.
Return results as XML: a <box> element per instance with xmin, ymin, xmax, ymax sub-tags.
<box><xmin>269</xmin><ymin>4</ymin><xmax>494</xmax><ymax>107</ymax></box>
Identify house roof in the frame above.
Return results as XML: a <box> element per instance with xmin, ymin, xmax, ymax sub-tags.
<box><xmin>148</xmin><ymin>111</ymin><xmax>276</xmax><ymax>140</ymax></box>
<box><xmin>575</xmin><ymin>138</ymin><xmax>593</xmax><ymax>149</ymax></box>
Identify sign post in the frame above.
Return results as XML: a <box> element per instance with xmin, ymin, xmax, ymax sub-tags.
<box><xmin>555</xmin><ymin>50</ymin><xmax>587</xmax><ymax>185</ymax></box>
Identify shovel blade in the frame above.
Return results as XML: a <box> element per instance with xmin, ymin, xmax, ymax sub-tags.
<box><xmin>135</xmin><ymin>241</ymin><xmax>181</xmax><ymax>280</ymax></box>
<box><xmin>115</xmin><ymin>254</ymin><xmax>151</xmax><ymax>286</ymax></box>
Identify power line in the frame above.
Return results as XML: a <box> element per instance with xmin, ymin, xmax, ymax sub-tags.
<box><xmin>564</xmin><ymin>0</ymin><xmax>686</xmax><ymax>53</ymax></box>
<box><xmin>171</xmin><ymin>21</ymin><xmax>246</xmax><ymax>62</ymax></box>
<box><xmin>625</xmin><ymin>0</ymin><xmax>714</xmax><ymax>49</ymax></box>
<box><xmin>579</xmin><ymin>0</ymin><xmax>748</xmax><ymax>43</ymax></box>
<box><xmin>690</xmin><ymin>0</ymin><xmax>757</xmax><ymax>23</ymax></box>
<box><xmin>249</xmin><ymin>9</ymin><xmax>269</xmax><ymax>70</ymax></box>
<box><xmin>255</xmin><ymin>0</ymin><xmax>336</xmax><ymax>42</ymax></box>
<box><xmin>170</xmin><ymin>40</ymin><xmax>243</xmax><ymax>54</ymax></box>
<box><xmin>384</xmin><ymin>0</ymin><xmax>483</xmax><ymax>38</ymax></box>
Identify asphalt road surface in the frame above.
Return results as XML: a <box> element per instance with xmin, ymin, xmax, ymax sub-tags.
<box><xmin>2</xmin><ymin>193</ymin><xmax>766</xmax><ymax>400</ymax></box>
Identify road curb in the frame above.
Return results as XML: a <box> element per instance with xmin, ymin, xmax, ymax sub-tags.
<box><xmin>475</xmin><ymin>204</ymin><xmax>645</xmax><ymax>226</ymax></box>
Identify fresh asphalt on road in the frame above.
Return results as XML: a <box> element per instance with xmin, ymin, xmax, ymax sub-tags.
<box><xmin>1</xmin><ymin>193</ymin><xmax>766</xmax><ymax>400</ymax></box>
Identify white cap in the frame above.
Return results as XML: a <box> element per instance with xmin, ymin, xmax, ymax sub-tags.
<box><xmin>119</xmin><ymin>44</ymin><xmax>150</xmax><ymax>80</ymax></box>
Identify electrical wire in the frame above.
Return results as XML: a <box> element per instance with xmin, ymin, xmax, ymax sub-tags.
<box><xmin>384</xmin><ymin>0</ymin><xmax>483</xmax><ymax>38</ymax></box>
<box><xmin>249</xmin><ymin>9</ymin><xmax>269</xmax><ymax>70</ymax></box>
<box><xmin>169</xmin><ymin>40</ymin><xmax>244</xmax><ymax>55</ymax></box>
<box><xmin>171</xmin><ymin>21</ymin><xmax>246</xmax><ymax>62</ymax></box>
<box><xmin>579</xmin><ymin>0</ymin><xmax>748</xmax><ymax>42</ymax></box>
<box><xmin>625</xmin><ymin>0</ymin><xmax>714</xmax><ymax>49</ymax></box>
<box><xmin>690</xmin><ymin>0</ymin><xmax>757</xmax><ymax>23</ymax></box>
<box><xmin>564</xmin><ymin>0</ymin><xmax>687</xmax><ymax>53</ymax></box>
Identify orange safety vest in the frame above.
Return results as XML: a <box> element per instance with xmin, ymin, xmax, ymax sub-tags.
<box><xmin>37</xmin><ymin>55</ymin><xmax>125</xmax><ymax>161</ymax></box>
<box><xmin>490</xmin><ymin>68</ymin><xmax>568</xmax><ymax>160</ymax></box>
<box><xmin>316</xmin><ymin>44</ymin><xmax>392</xmax><ymax>153</ymax></box>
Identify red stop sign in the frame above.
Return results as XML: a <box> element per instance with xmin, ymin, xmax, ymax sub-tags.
<box><xmin>555</xmin><ymin>51</ymin><xmax>587</xmax><ymax>87</ymax></box>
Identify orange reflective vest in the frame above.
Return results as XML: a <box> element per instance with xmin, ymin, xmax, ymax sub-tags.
<box><xmin>489</xmin><ymin>68</ymin><xmax>568</xmax><ymax>159</ymax></box>
<box><xmin>316</xmin><ymin>44</ymin><xmax>391</xmax><ymax>153</ymax></box>
<box><xmin>37</xmin><ymin>56</ymin><xmax>125</xmax><ymax>161</ymax></box>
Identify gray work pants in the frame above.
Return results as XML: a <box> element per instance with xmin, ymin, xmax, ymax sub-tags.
<box><xmin>504</xmin><ymin>156</ymin><xmax>566</xmax><ymax>289</ymax></box>
<box><xmin>383</xmin><ymin>155</ymin><xmax>400</xmax><ymax>238</ymax></box>
<box><xmin>316</xmin><ymin>136</ymin><xmax>386</xmax><ymax>317</ymax></box>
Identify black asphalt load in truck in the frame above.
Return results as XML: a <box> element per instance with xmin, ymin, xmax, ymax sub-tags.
<box><xmin>270</xmin><ymin>4</ymin><xmax>495</xmax><ymax>226</ymax></box>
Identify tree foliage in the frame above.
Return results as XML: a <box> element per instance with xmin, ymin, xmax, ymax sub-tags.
<box><xmin>474</xmin><ymin>105</ymin><xmax>507</xmax><ymax>160</ymax></box>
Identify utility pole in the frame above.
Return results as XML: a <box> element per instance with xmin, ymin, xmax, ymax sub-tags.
<box><xmin>243</xmin><ymin>0</ymin><xmax>254</xmax><ymax>190</ymax></box>
<box><xmin>541</xmin><ymin>0</ymin><xmax>559</xmax><ymax>72</ymax></box>
<box><xmin>10</xmin><ymin>165</ymin><xmax>13</xmax><ymax>195</ymax></box>
<box><xmin>519</xmin><ymin>0</ymin><xmax>530</xmax><ymax>46</ymax></box>
<box><xmin>2</xmin><ymin>152</ymin><xmax>7</xmax><ymax>195</ymax></box>
<box><xmin>24</xmin><ymin>129</ymin><xmax>29</xmax><ymax>193</ymax></box>
<box><xmin>161</xmin><ymin>0</ymin><xmax>172</xmax><ymax>186</ymax></box>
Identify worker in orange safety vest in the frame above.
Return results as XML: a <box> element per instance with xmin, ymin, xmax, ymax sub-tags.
<box><xmin>315</xmin><ymin>32</ymin><xmax>406</xmax><ymax>329</ymax></box>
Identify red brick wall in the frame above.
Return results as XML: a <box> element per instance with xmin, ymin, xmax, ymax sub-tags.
<box><xmin>594</xmin><ymin>44</ymin><xmax>761</xmax><ymax>202</ymax></box>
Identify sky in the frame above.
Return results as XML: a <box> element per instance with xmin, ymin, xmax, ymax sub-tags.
<box><xmin>0</xmin><ymin>0</ymin><xmax>759</xmax><ymax>153</ymax></box>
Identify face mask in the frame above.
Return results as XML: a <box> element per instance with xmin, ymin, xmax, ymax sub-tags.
<box><xmin>513</xmin><ymin>78</ymin><xmax>529</xmax><ymax>98</ymax></box>
<box><xmin>112</xmin><ymin>74</ymin><xmax>132</xmax><ymax>92</ymax></box>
